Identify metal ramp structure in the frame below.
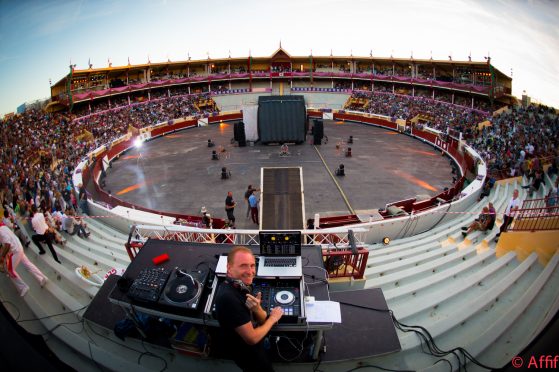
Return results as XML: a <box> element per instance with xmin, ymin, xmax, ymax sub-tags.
<box><xmin>260</xmin><ymin>167</ymin><xmax>305</xmax><ymax>230</ymax></box>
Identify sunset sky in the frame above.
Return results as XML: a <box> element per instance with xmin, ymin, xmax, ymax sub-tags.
<box><xmin>1</xmin><ymin>0</ymin><xmax>557</xmax><ymax>115</ymax></box>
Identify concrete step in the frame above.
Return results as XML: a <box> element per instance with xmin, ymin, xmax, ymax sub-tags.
<box><xmin>390</xmin><ymin>251</ymin><xmax>518</xmax><ymax>320</ymax></box>
<box><xmin>366</xmin><ymin>245</ymin><xmax>481</xmax><ymax>289</ymax></box>
<box><xmin>62</xmin><ymin>234</ymin><xmax>129</xmax><ymax>267</ymax></box>
<box><xmin>383</xmin><ymin>249</ymin><xmax>500</xmax><ymax>303</ymax></box>
<box><xmin>466</xmin><ymin>252</ymin><xmax>559</xmax><ymax>370</ymax></box>
<box><xmin>398</xmin><ymin>253</ymin><xmax>540</xmax><ymax>350</ymax></box>
<box><xmin>365</xmin><ymin>244</ymin><xmax>461</xmax><ymax>278</ymax></box>
<box><xmin>86</xmin><ymin>218</ymin><xmax>129</xmax><ymax>244</ymax></box>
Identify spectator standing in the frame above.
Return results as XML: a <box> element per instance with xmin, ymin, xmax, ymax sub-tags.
<box><xmin>78</xmin><ymin>183</ymin><xmax>89</xmax><ymax>215</ymax></box>
<box><xmin>1</xmin><ymin>225</ymin><xmax>48</xmax><ymax>297</ymax></box>
<box><xmin>487</xmin><ymin>202</ymin><xmax>497</xmax><ymax>230</ymax></box>
<box><xmin>525</xmin><ymin>170</ymin><xmax>544</xmax><ymax>197</ymax></box>
<box><xmin>244</xmin><ymin>185</ymin><xmax>258</xmax><ymax>218</ymax></box>
<box><xmin>225</xmin><ymin>191</ymin><xmax>236</xmax><ymax>227</ymax></box>
<box><xmin>61</xmin><ymin>183</ymin><xmax>72</xmax><ymax>210</ymax></box>
<box><xmin>496</xmin><ymin>189</ymin><xmax>521</xmax><ymax>240</ymax></box>
<box><xmin>248</xmin><ymin>193</ymin><xmax>259</xmax><ymax>225</ymax></box>
<box><xmin>201</xmin><ymin>206</ymin><xmax>213</xmax><ymax>228</ymax></box>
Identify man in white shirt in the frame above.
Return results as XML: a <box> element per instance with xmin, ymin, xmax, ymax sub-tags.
<box><xmin>497</xmin><ymin>189</ymin><xmax>521</xmax><ymax>238</ymax></box>
<box><xmin>1</xmin><ymin>225</ymin><xmax>48</xmax><ymax>297</ymax></box>
<box><xmin>30</xmin><ymin>205</ymin><xmax>61</xmax><ymax>264</ymax></box>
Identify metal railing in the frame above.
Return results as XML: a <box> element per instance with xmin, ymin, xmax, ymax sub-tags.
<box><xmin>126</xmin><ymin>224</ymin><xmax>370</xmax><ymax>279</ymax></box>
<box><xmin>510</xmin><ymin>197</ymin><xmax>559</xmax><ymax>231</ymax></box>
<box><xmin>128</xmin><ymin>224</ymin><xmax>367</xmax><ymax>246</ymax></box>
<box><xmin>322</xmin><ymin>247</ymin><xmax>369</xmax><ymax>279</ymax></box>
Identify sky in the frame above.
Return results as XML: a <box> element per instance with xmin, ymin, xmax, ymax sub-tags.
<box><xmin>0</xmin><ymin>0</ymin><xmax>558</xmax><ymax>116</ymax></box>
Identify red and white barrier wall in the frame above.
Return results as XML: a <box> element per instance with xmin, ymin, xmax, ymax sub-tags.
<box><xmin>74</xmin><ymin>105</ymin><xmax>485</xmax><ymax>244</ymax></box>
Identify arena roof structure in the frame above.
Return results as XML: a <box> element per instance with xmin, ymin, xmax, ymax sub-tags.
<box><xmin>49</xmin><ymin>47</ymin><xmax>514</xmax><ymax>110</ymax></box>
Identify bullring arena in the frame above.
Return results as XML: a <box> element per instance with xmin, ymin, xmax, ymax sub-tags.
<box><xmin>1</xmin><ymin>47</ymin><xmax>558</xmax><ymax>372</ymax></box>
<box><xmin>104</xmin><ymin>119</ymin><xmax>454</xmax><ymax>229</ymax></box>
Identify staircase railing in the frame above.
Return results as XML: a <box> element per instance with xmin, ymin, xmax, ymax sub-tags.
<box><xmin>510</xmin><ymin>197</ymin><xmax>559</xmax><ymax>231</ymax></box>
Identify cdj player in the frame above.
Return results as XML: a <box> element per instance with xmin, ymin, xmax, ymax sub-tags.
<box><xmin>252</xmin><ymin>278</ymin><xmax>305</xmax><ymax>322</ymax></box>
<box><xmin>205</xmin><ymin>276</ymin><xmax>306</xmax><ymax>324</ymax></box>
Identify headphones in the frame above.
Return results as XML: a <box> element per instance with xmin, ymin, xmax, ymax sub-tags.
<box><xmin>224</xmin><ymin>277</ymin><xmax>252</xmax><ymax>295</ymax></box>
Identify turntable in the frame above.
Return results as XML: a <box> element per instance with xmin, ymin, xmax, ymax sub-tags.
<box><xmin>159</xmin><ymin>267</ymin><xmax>208</xmax><ymax>311</ymax></box>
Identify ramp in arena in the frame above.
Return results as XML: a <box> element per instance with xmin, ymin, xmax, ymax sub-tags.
<box><xmin>258</xmin><ymin>95</ymin><xmax>306</xmax><ymax>143</ymax></box>
<box><xmin>260</xmin><ymin>167</ymin><xmax>305</xmax><ymax>230</ymax></box>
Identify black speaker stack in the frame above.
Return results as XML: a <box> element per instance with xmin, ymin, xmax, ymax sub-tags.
<box><xmin>234</xmin><ymin>122</ymin><xmax>246</xmax><ymax>147</ymax></box>
<box><xmin>313</xmin><ymin>120</ymin><xmax>323</xmax><ymax>145</ymax></box>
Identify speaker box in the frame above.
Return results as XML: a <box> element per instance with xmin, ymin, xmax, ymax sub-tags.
<box><xmin>237</xmin><ymin>123</ymin><xmax>246</xmax><ymax>146</ymax></box>
<box><xmin>232</xmin><ymin>122</ymin><xmax>239</xmax><ymax>141</ymax></box>
<box><xmin>314</xmin><ymin>120</ymin><xmax>324</xmax><ymax>138</ymax></box>
<box><xmin>234</xmin><ymin>122</ymin><xmax>245</xmax><ymax>142</ymax></box>
<box><xmin>313</xmin><ymin>133</ymin><xmax>322</xmax><ymax>145</ymax></box>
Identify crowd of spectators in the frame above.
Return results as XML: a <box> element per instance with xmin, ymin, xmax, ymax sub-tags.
<box><xmin>350</xmin><ymin>90</ymin><xmax>488</xmax><ymax>131</ymax></box>
<box><xmin>334</xmin><ymin>81</ymin><xmax>352</xmax><ymax>90</ymax></box>
<box><xmin>347</xmin><ymin>90</ymin><xmax>559</xmax><ymax>179</ymax></box>
<box><xmin>0</xmin><ymin>92</ymin><xmax>217</xmax><ymax>232</ymax></box>
<box><xmin>270</xmin><ymin>65</ymin><xmax>290</xmax><ymax>73</ymax></box>
<box><xmin>0</xmin><ymin>108</ymin><xmax>84</xmax><ymax>222</ymax></box>
<box><xmin>416</xmin><ymin>67</ymin><xmax>435</xmax><ymax>80</ymax></box>
<box><xmin>74</xmin><ymin>93</ymin><xmax>214</xmax><ymax>144</ymax></box>
<box><xmin>1</xmin><ymin>88</ymin><xmax>556</xmax><ymax>244</ymax></box>
<box><xmin>372</xmin><ymin>84</ymin><xmax>392</xmax><ymax>93</ymax></box>
<box><xmin>471</xmin><ymin>104</ymin><xmax>559</xmax><ymax>178</ymax></box>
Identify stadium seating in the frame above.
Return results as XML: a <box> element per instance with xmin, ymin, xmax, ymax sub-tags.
<box><xmin>355</xmin><ymin>180</ymin><xmax>559</xmax><ymax>370</ymax></box>
<box><xmin>1</xmin><ymin>172</ymin><xmax>555</xmax><ymax>372</ymax></box>
<box><xmin>1</xmin><ymin>86</ymin><xmax>557</xmax><ymax>371</ymax></box>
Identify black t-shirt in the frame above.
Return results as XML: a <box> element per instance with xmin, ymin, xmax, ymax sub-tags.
<box><xmin>78</xmin><ymin>186</ymin><xmax>87</xmax><ymax>201</ymax></box>
<box><xmin>225</xmin><ymin>196</ymin><xmax>235</xmax><ymax>211</ymax></box>
<box><xmin>202</xmin><ymin>214</ymin><xmax>211</xmax><ymax>228</ymax></box>
<box><xmin>533</xmin><ymin>175</ymin><xmax>543</xmax><ymax>191</ymax></box>
<box><xmin>214</xmin><ymin>282</ymin><xmax>274</xmax><ymax>372</ymax></box>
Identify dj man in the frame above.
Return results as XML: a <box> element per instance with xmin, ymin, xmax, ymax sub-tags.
<box><xmin>214</xmin><ymin>246</ymin><xmax>283</xmax><ymax>371</ymax></box>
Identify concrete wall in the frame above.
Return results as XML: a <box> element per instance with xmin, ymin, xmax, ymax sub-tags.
<box><xmin>296</xmin><ymin>92</ymin><xmax>349</xmax><ymax>109</ymax></box>
<box><xmin>213</xmin><ymin>93</ymin><xmax>268</xmax><ymax>111</ymax></box>
<box><xmin>213</xmin><ymin>92</ymin><xmax>350</xmax><ymax>111</ymax></box>
<box><xmin>496</xmin><ymin>229</ymin><xmax>559</xmax><ymax>266</ymax></box>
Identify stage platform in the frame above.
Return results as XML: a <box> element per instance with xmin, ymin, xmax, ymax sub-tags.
<box><xmin>103</xmin><ymin>120</ymin><xmax>453</xmax><ymax>229</ymax></box>
<box><xmin>83</xmin><ymin>239</ymin><xmax>400</xmax><ymax>365</ymax></box>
